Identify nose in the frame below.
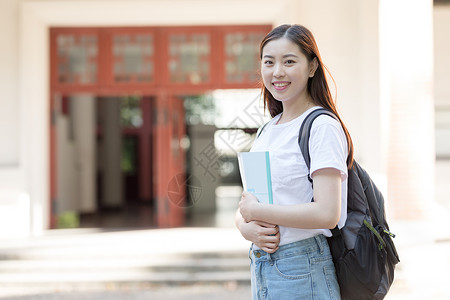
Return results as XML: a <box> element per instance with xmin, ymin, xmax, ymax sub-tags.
<box><xmin>273</xmin><ymin>63</ymin><xmax>285</xmax><ymax>78</ymax></box>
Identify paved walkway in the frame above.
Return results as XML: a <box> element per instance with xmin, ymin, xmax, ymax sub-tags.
<box><xmin>0</xmin><ymin>217</ymin><xmax>449</xmax><ymax>300</ymax></box>
<box><xmin>0</xmin><ymin>183</ymin><xmax>449</xmax><ymax>300</ymax></box>
<box><xmin>0</xmin><ymin>283</ymin><xmax>251</xmax><ymax>300</ymax></box>
<box><xmin>0</xmin><ymin>226</ymin><xmax>251</xmax><ymax>299</ymax></box>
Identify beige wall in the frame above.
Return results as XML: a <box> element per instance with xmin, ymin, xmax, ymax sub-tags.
<box><xmin>434</xmin><ymin>5</ymin><xmax>450</xmax><ymax>107</ymax></box>
<box><xmin>380</xmin><ymin>0</ymin><xmax>434</xmax><ymax>219</ymax></box>
<box><xmin>434</xmin><ymin>4</ymin><xmax>450</xmax><ymax>158</ymax></box>
<box><xmin>0</xmin><ymin>0</ymin><xmax>20</xmax><ymax>166</ymax></box>
<box><xmin>294</xmin><ymin>0</ymin><xmax>381</xmax><ymax>172</ymax></box>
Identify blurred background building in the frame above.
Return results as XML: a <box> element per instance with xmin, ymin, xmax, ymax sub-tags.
<box><xmin>0</xmin><ymin>0</ymin><xmax>448</xmax><ymax>237</ymax></box>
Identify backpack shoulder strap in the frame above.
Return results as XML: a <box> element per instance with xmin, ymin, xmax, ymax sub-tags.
<box><xmin>298</xmin><ymin>108</ymin><xmax>338</xmax><ymax>174</ymax></box>
<box><xmin>298</xmin><ymin>108</ymin><xmax>340</xmax><ymax>235</ymax></box>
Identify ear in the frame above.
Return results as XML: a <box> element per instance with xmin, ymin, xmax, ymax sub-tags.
<box><xmin>309</xmin><ymin>57</ymin><xmax>318</xmax><ymax>78</ymax></box>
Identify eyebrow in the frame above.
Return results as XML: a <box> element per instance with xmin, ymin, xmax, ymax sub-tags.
<box><xmin>263</xmin><ymin>54</ymin><xmax>299</xmax><ymax>59</ymax></box>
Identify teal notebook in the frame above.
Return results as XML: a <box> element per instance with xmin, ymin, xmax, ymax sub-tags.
<box><xmin>237</xmin><ymin>151</ymin><xmax>273</xmax><ymax>204</ymax></box>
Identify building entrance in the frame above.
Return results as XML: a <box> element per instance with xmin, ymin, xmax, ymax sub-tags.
<box><xmin>53</xmin><ymin>95</ymin><xmax>185</xmax><ymax>229</ymax></box>
<box><xmin>49</xmin><ymin>25</ymin><xmax>271</xmax><ymax>229</ymax></box>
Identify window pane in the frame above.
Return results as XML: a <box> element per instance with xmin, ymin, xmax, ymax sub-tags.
<box><xmin>112</xmin><ymin>34</ymin><xmax>154</xmax><ymax>83</ymax></box>
<box><xmin>224</xmin><ymin>32</ymin><xmax>263</xmax><ymax>83</ymax></box>
<box><xmin>57</xmin><ymin>34</ymin><xmax>98</xmax><ymax>84</ymax></box>
<box><xmin>168</xmin><ymin>33</ymin><xmax>210</xmax><ymax>84</ymax></box>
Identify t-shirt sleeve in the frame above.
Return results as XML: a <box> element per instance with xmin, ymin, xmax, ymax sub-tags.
<box><xmin>309</xmin><ymin>116</ymin><xmax>348</xmax><ymax>181</ymax></box>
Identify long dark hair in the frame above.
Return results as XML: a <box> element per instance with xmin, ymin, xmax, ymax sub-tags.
<box><xmin>260</xmin><ymin>24</ymin><xmax>354</xmax><ymax>167</ymax></box>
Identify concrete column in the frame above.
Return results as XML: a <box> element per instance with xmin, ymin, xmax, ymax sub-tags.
<box><xmin>379</xmin><ymin>0</ymin><xmax>434</xmax><ymax>220</ymax></box>
<box><xmin>101</xmin><ymin>98</ymin><xmax>123</xmax><ymax>208</ymax></box>
<box><xmin>72</xmin><ymin>96</ymin><xmax>97</xmax><ymax>213</ymax></box>
<box><xmin>56</xmin><ymin>110</ymin><xmax>78</xmax><ymax>213</ymax></box>
<box><xmin>188</xmin><ymin>124</ymin><xmax>218</xmax><ymax>215</ymax></box>
<box><xmin>294</xmin><ymin>0</ymin><xmax>381</xmax><ymax>173</ymax></box>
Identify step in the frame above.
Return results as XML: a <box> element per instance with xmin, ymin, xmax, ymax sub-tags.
<box><xmin>0</xmin><ymin>228</ymin><xmax>252</xmax><ymax>287</ymax></box>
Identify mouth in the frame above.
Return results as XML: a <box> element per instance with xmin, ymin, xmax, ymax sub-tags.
<box><xmin>272</xmin><ymin>82</ymin><xmax>290</xmax><ymax>90</ymax></box>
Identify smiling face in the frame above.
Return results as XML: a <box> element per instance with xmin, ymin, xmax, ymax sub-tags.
<box><xmin>261</xmin><ymin>37</ymin><xmax>317</xmax><ymax>104</ymax></box>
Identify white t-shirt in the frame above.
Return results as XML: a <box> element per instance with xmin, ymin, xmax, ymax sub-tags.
<box><xmin>251</xmin><ymin>106</ymin><xmax>348</xmax><ymax>246</ymax></box>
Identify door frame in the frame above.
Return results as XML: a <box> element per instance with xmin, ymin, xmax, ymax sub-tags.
<box><xmin>49</xmin><ymin>24</ymin><xmax>271</xmax><ymax>228</ymax></box>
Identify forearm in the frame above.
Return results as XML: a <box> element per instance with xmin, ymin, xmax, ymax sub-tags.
<box><xmin>251</xmin><ymin>201</ymin><xmax>339</xmax><ymax>229</ymax></box>
<box><xmin>241</xmin><ymin>168</ymin><xmax>342</xmax><ymax>230</ymax></box>
<box><xmin>235</xmin><ymin>209</ymin><xmax>246</xmax><ymax>233</ymax></box>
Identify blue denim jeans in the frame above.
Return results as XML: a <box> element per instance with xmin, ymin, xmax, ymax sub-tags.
<box><xmin>249</xmin><ymin>234</ymin><xmax>341</xmax><ymax>300</ymax></box>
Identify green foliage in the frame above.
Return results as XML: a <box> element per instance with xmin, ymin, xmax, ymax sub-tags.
<box><xmin>120</xmin><ymin>95</ymin><xmax>142</xmax><ymax>128</ymax></box>
<box><xmin>57</xmin><ymin>211</ymin><xmax>80</xmax><ymax>229</ymax></box>
<box><xmin>184</xmin><ymin>94</ymin><xmax>217</xmax><ymax>125</ymax></box>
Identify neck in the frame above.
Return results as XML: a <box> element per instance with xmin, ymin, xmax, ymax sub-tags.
<box><xmin>278</xmin><ymin>97</ymin><xmax>314</xmax><ymax>124</ymax></box>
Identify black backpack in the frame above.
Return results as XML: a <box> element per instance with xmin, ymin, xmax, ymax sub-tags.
<box><xmin>298</xmin><ymin>108</ymin><xmax>400</xmax><ymax>300</ymax></box>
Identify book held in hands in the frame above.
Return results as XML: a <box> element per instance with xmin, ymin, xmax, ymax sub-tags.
<box><xmin>237</xmin><ymin>151</ymin><xmax>273</xmax><ymax>204</ymax></box>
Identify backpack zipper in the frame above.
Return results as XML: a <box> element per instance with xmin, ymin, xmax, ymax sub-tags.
<box><xmin>363</xmin><ymin>219</ymin><xmax>387</xmax><ymax>250</ymax></box>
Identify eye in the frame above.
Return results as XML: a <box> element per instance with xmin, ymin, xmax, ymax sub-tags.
<box><xmin>263</xmin><ymin>60</ymin><xmax>273</xmax><ymax>65</ymax></box>
<box><xmin>285</xmin><ymin>59</ymin><xmax>296</xmax><ymax>65</ymax></box>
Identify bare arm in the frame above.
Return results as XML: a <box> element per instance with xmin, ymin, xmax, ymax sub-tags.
<box><xmin>234</xmin><ymin>209</ymin><xmax>280</xmax><ymax>253</ymax></box>
<box><xmin>239</xmin><ymin>168</ymin><xmax>342</xmax><ymax>230</ymax></box>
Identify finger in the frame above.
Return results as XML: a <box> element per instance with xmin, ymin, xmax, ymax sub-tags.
<box><xmin>259</xmin><ymin>235</ymin><xmax>279</xmax><ymax>245</ymax></box>
<box><xmin>262</xmin><ymin>246</ymin><xmax>279</xmax><ymax>254</ymax></box>
<box><xmin>261</xmin><ymin>237</ymin><xmax>280</xmax><ymax>246</ymax></box>
<box><xmin>260</xmin><ymin>232</ymin><xmax>279</xmax><ymax>241</ymax></box>
<box><xmin>261</xmin><ymin>227</ymin><xmax>280</xmax><ymax>236</ymax></box>
<box><xmin>268</xmin><ymin>227</ymin><xmax>280</xmax><ymax>235</ymax></box>
<box><xmin>254</xmin><ymin>221</ymin><xmax>277</xmax><ymax>228</ymax></box>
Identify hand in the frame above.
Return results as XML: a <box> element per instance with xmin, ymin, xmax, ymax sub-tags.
<box><xmin>239</xmin><ymin>191</ymin><xmax>260</xmax><ymax>222</ymax></box>
<box><xmin>239</xmin><ymin>220</ymin><xmax>280</xmax><ymax>253</ymax></box>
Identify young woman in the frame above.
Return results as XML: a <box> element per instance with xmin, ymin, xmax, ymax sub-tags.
<box><xmin>235</xmin><ymin>24</ymin><xmax>354</xmax><ymax>299</ymax></box>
